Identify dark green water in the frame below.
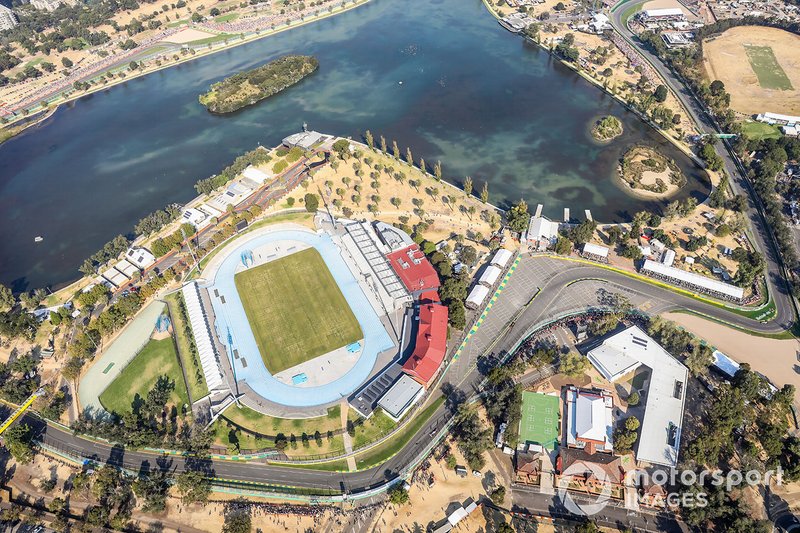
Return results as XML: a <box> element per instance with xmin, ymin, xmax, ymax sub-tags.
<box><xmin>0</xmin><ymin>0</ymin><xmax>709</xmax><ymax>290</ymax></box>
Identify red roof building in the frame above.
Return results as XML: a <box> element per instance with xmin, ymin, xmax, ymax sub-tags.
<box><xmin>386</xmin><ymin>244</ymin><xmax>441</xmax><ymax>295</ymax></box>
<box><xmin>403</xmin><ymin>303</ymin><xmax>449</xmax><ymax>387</ymax></box>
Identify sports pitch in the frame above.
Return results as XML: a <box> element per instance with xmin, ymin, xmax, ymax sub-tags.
<box><xmin>744</xmin><ymin>45</ymin><xmax>793</xmax><ymax>91</ymax></box>
<box><xmin>519</xmin><ymin>391</ymin><xmax>560</xmax><ymax>449</ymax></box>
<box><xmin>234</xmin><ymin>247</ymin><xmax>363</xmax><ymax>375</ymax></box>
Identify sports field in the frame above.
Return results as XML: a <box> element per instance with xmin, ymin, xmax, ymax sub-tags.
<box><xmin>744</xmin><ymin>45</ymin><xmax>793</xmax><ymax>91</ymax></box>
<box><xmin>703</xmin><ymin>26</ymin><xmax>800</xmax><ymax>115</ymax></box>
<box><xmin>99</xmin><ymin>337</ymin><xmax>189</xmax><ymax>414</ymax></box>
<box><xmin>519</xmin><ymin>391</ymin><xmax>560</xmax><ymax>449</ymax></box>
<box><xmin>234</xmin><ymin>247</ymin><xmax>362</xmax><ymax>374</ymax></box>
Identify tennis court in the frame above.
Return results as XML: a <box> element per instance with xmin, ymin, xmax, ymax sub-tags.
<box><xmin>519</xmin><ymin>391</ymin><xmax>560</xmax><ymax>449</ymax></box>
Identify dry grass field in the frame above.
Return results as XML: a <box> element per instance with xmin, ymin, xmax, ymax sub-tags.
<box><xmin>703</xmin><ymin>26</ymin><xmax>800</xmax><ymax>115</ymax></box>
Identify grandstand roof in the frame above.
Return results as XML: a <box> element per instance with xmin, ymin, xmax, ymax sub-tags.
<box><xmin>387</xmin><ymin>244</ymin><xmax>441</xmax><ymax>294</ymax></box>
<box><xmin>491</xmin><ymin>248</ymin><xmax>514</xmax><ymax>268</ymax></box>
<box><xmin>643</xmin><ymin>7</ymin><xmax>684</xmax><ymax>17</ymax></box>
<box><xmin>583</xmin><ymin>243</ymin><xmax>609</xmax><ymax>258</ymax></box>
<box><xmin>641</xmin><ymin>260</ymin><xmax>744</xmax><ymax>300</ymax></box>
<box><xmin>403</xmin><ymin>303</ymin><xmax>448</xmax><ymax>387</ymax></box>
<box><xmin>478</xmin><ymin>265</ymin><xmax>502</xmax><ymax>287</ymax></box>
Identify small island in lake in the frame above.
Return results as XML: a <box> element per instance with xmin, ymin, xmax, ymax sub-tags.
<box><xmin>618</xmin><ymin>145</ymin><xmax>687</xmax><ymax>198</ymax></box>
<box><xmin>590</xmin><ymin>115</ymin><xmax>623</xmax><ymax>142</ymax></box>
<box><xmin>199</xmin><ymin>55</ymin><xmax>319</xmax><ymax>114</ymax></box>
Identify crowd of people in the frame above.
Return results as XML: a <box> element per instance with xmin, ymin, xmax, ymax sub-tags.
<box><xmin>610</xmin><ymin>33</ymin><xmax>660</xmax><ymax>86</ymax></box>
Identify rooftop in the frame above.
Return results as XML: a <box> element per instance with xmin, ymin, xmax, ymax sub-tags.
<box><xmin>587</xmin><ymin>325</ymin><xmax>687</xmax><ymax>467</ymax></box>
<box><xmin>402</xmin><ymin>303</ymin><xmax>448</xmax><ymax>386</ymax></box>
<box><xmin>387</xmin><ymin>244</ymin><xmax>441</xmax><ymax>294</ymax></box>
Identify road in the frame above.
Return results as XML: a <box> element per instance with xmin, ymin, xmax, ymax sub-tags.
<box><xmin>608</xmin><ymin>0</ymin><xmax>797</xmax><ymax>333</ymax></box>
<box><xmin>21</xmin><ymin>254</ymin><xmax>793</xmax><ymax>497</ymax></box>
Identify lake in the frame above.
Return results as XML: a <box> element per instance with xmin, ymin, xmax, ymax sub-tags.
<box><xmin>0</xmin><ymin>0</ymin><xmax>709</xmax><ymax>290</ymax></box>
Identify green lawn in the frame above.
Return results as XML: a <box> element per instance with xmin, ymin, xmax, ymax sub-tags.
<box><xmin>352</xmin><ymin>409</ymin><xmax>397</xmax><ymax>449</ymax></box>
<box><xmin>214</xmin><ymin>13</ymin><xmax>240</xmax><ymax>22</ymax></box>
<box><xmin>740</xmin><ymin>121</ymin><xmax>782</xmax><ymax>141</ymax></box>
<box><xmin>165</xmin><ymin>293</ymin><xmax>209</xmax><ymax>401</ymax></box>
<box><xmin>187</xmin><ymin>33</ymin><xmax>235</xmax><ymax>46</ymax></box>
<box><xmin>99</xmin><ymin>337</ymin><xmax>189</xmax><ymax>414</ymax></box>
<box><xmin>221</xmin><ymin>403</ymin><xmax>343</xmax><ymax>436</ymax></box>
<box><xmin>744</xmin><ymin>45</ymin><xmax>793</xmax><ymax>90</ymax></box>
<box><xmin>519</xmin><ymin>392</ymin><xmax>560</xmax><ymax>450</ymax></box>
<box><xmin>235</xmin><ymin>247</ymin><xmax>362</xmax><ymax>374</ymax></box>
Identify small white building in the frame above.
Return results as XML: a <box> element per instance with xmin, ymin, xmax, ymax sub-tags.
<box><xmin>125</xmin><ymin>247</ymin><xmax>156</xmax><ymax>270</ymax></box>
<box><xmin>478</xmin><ymin>265</ymin><xmax>502</xmax><ymax>287</ymax></box>
<box><xmin>242</xmin><ymin>165</ymin><xmax>274</xmax><ymax>184</ymax></box>
<box><xmin>182</xmin><ymin>208</ymin><xmax>210</xmax><ymax>228</ymax></box>
<box><xmin>565</xmin><ymin>386</ymin><xmax>614</xmax><ymax>453</ymax></box>
<box><xmin>525</xmin><ymin>216</ymin><xmax>560</xmax><ymax>249</ymax></box>
<box><xmin>466</xmin><ymin>284</ymin><xmax>491</xmax><ymax>310</ymax></box>
<box><xmin>377</xmin><ymin>375</ymin><xmax>425</xmax><ymax>421</ymax></box>
<box><xmin>490</xmin><ymin>248</ymin><xmax>514</xmax><ymax>268</ymax></box>
<box><xmin>661</xmin><ymin>249</ymin><xmax>676</xmax><ymax>267</ymax></box>
<box><xmin>582</xmin><ymin>242</ymin><xmax>609</xmax><ymax>261</ymax></box>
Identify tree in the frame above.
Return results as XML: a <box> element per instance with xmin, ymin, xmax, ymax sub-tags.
<box><xmin>434</xmin><ymin>160</ymin><xmax>442</xmax><ymax>181</ymax></box>
<box><xmin>388</xmin><ymin>484</ymin><xmax>409</xmax><ymax>505</ymax></box>
<box><xmin>559</xmin><ymin>352</ymin><xmax>588</xmax><ymax>377</ymax></box>
<box><xmin>405</xmin><ymin>147</ymin><xmax>413</xmax><ymax>166</ymax></box>
<box><xmin>627</xmin><ymin>391</ymin><xmax>640</xmax><ymax>406</ymax></box>
<box><xmin>175</xmin><ymin>471</ymin><xmax>211</xmax><ymax>504</ymax></box>
<box><xmin>463</xmin><ymin>176</ymin><xmax>473</xmax><ymax>196</ymax></box>
<box><xmin>653</xmin><ymin>84</ymin><xmax>668</xmax><ymax>103</ymax></box>
<box><xmin>625</xmin><ymin>416</ymin><xmax>640</xmax><ymax>431</ymax></box>
<box><xmin>0</xmin><ymin>284</ymin><xmax>13</xmax><ymax>311</ymax></box>
<box><xmin>304</xmin><ymin>193</ymin><xmax>319</xmax><ymax>212</ymax></box>
<box><xmin>506</xmin><ymin>199</ymin><xmax>529</xmax><ymax>233</ymax></box>
<box><xmin>555</xmin><ymin>236</ymin><xmax>572</xmax><ymax>255</ymax></box>
<box><xmin>480</xmin><ymin>182</ymin><xmax>489</xmax><ymax>204</ymax></box>
<box><xmin>490</xmin><ymin>485</ymin><xmax>506</xmax><ymax>505</ymax></box>
<box><xmin>710</xmin><ymin>79</ymin><xmax>725</xmax><ymax>96</ymax></box>
<box><xmin>210</xmin><ymin>7</ymin><xmax>220</xmax><ymax>15</ymax></box>
<box><xmin>332</xmin><ymin>138</ymin><xmax>350</xmax><ymax>159</ymax></box>
<box><xmin>222</xmin><ymin>507</ymin><xmax>251</xmax><ymax>533</ymax></box>
<box><xmin>568</xmin><ymin>219</ymin><xmax>597</xmax><ymax>245</ymax></box>
<box><xmin>3</xmin><ymin>424</ymin><xmax>35</xmax><ymax>464</ymax></box>
<box><xmin>364</xmin><ymin>129</ymin><xmax>374</xmax><ymax>150</ymax></box>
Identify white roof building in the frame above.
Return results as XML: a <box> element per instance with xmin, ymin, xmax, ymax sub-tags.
<box><xmin>641</xmin><ymin>259</ymin><xmax>744</xmax><ymax>301</ymax></box>
<box><xmin>242</xmin><ymin>165</ymin><xmax>274</xmax><ymax>183</ymax></box>
<box><xmin>125</xmin><ymin>247</ymin><xmax>156</xmax><ymax>269</ymax></box>
<box><xmin>661</xmin><ymin>249</ymin><xmax>676</xmax><ymax>267</ymax></box>
<box><xmin>566</xmin><ymin>386</ymin><xmax>614</xmax><ymax>453</ymax></box>
<box><xmin>478</xmin><ymin>265</ymin><xmax>502</xmax><ymax>287</ymax></box>
<box><xmin>643</xmin><ymin>7</ymin><xmax>684</xmax><ymax>18</ymax></box>
<box><xmin>491</xmin><ymin>248</ymin><xmax>514</xmax><ymax>268</ymax></box>
<box><xmin>587</xmin><ymin>326</ymin><xmax>688</xmax><ymax>467</ymax></box>
<box><xmin>378</xmin><ymin>375</ymin><xmax>425</xmax><ymax>421</ymax></box>
<box><xmin>181</xmin><ymin>282</ymin><xmax>225</xmax><ymax>392</ymax></box>
<box><xmin>466</xmin><ymin>284</ymin><xmax>491</xmax><ymax>309</ymax></box>
<box><xmin>114</xmin><ymin>260</ymin><xmax>139</xmax><ymax>278</ymax></box>
<box><xmin>757</xmin><ymin>112</ymin><xmax>800</xmax><ymax>125</ymax></box>
<box><xmin>0</xmin><ymin>5</ymin><xmax>18</xmax><ymax>30</ymax></box>
<box><xmin>182</xmin><ymin>208</ymin><xmax>210</xmax><ymax>228</ymax></box>
<box><xmin>526</xmin><ymin>216</ymin><xmax>560</xmax><ymax>244</ymax></box>
<box><xmin>582</xmin><ymin>242</ymin><xmax>609</xmax><ymax>258</ymax></box>
<box><xmin>101</xmin><ymin>268</ymin><xmax>129</xmax><ymax>288</ymax></box>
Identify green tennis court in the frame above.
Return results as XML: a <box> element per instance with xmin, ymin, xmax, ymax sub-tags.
<box><xmin>519</xmin><ymin>391</ymin><xmax>560</xmax><ymax>449</ymax></box>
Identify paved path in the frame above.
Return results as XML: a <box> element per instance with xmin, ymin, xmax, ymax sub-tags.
<box><xmin>341</xmin><ymin>400</ymin><xmax>357</xmax><ymax>472</ymax></box>
<box><xmin>77</xmin><ymin>300</ymin><xmax>166</xmax><ymax>414</ymax></box>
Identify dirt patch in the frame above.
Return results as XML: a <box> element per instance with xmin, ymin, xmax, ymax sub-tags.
<box><xmin>663</xmin><ymin>312</ymin><xmax>800</xmax><ymax>400</ymax></box>
<box><xmin>161</xmin><ymin>28</ymin><xmax>218</xmax><ymax>44</ymax></box>
<box><xmin>703</xmin><ymin>26</ymin><xmax>800</xmax><ymax>115</ymax></box>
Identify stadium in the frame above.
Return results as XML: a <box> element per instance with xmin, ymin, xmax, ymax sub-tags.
<box><xmin>192</xmin><ymin>223</ymin><xmax>398</xmax><ymax>415</ymax></box>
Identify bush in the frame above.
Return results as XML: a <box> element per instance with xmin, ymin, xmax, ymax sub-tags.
<box><xmin>272</xmin><ymin>160</ymin><xmax>288</xmax><ymax>174</ymax></box>
<box><xmin>627</xmin><ymin>391</ymin><xmax>640</xmax><ymax>406</ymax></box>
<box><xmin>304</xmin><ymin>193</ymin><xmax>319</xmax><ymax>212</ymax></box>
